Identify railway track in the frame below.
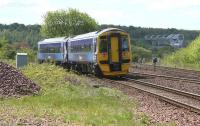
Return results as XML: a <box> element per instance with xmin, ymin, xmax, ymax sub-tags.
<box><xmin>131</xmin><ymin>64</ymin><xmax>200</xmax><ymax>79</ymax></box>
<box><xmin>129</xmin><ymin>72</ymin><xmax>200</xmax><ymax>84</ymax></box>
<box><xmin>88</xmin><ymin>76</ymin><xmax>200</xmax><ymax>114</ymax></box>
<box><xmin>132</xmin><ymin>64</ymin><xmax>200</xmax><ymax>72</ymax></box>
<box><xmin>143</xmin><ymin>64</ymin><xmax>200</xmax><ymax>74</ymax></box>
<box><xmin>133</xmin><ymin>64</ymin><xmax>200</xmax><ymax>75</ymax></box>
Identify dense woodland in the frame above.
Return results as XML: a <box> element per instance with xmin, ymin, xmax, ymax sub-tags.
<box><xmin>0</xmin><ymin>23</ymin><xmax>199</xmax><ymax>50</ymax></box>
<box><xmin>100</xmin><ymin>24</ymin><xmax>200</xmax><ymax>48</ymax></box>
<box><xmin>0</xmin><ymin>23</ymin><xmax>199</xmax><ymax>61</ymax></box>
<box><xmin>0</xmin><ymin>23</ymin><xmax>42</xmax><ymax>50</ymax></box>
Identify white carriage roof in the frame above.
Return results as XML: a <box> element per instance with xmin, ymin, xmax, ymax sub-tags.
<box><xmin>38</xmin><ymin>28</ymin><xmax>127</xmax><ymax>43</ymax></box>
<box><xmin>97</xmin><ymin>28</ymin><xmax>126</xmax><ymax>35</ymax></box>
<box><xmin>38</xmin><ymin>37</ymin><xmax>68</xmax><ymax>44</ymax></box>
<box><xmin>70</xmin><ymin>31</ymin><xmax>98</xmax><ymax>40</ymax></box>
<box><xmin>70</xmin><ymin>28</ymin><xmax>127</xmax><ymax>40</ymax></box>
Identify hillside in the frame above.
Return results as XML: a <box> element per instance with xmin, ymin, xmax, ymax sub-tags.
<box><xmin>0</xmin><ymin>23</ymin><xmax>199</xmax><ymax>50</ymax></box>
<box><xmin>100</xmin><ymin>24</ymin><xmax>200</xmax><ymax>48</ymax></box>
<box><xmin>163</xmin><ymin>36</ymin><xmax>200</xmax><ymax>68</ymax></box>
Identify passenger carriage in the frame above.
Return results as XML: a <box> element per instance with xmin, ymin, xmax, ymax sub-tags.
<box><xmin>38</xmin><ymin>28</ymin><xmax>132</xmax><ymax>76</ymax></box>
<box><xmin>37</xmin><ymin>37</ymin><xmax>68</xmax><ymax>64</ymax></box>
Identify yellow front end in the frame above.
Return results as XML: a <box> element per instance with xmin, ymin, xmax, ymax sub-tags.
<box><xmin>96</xmin><ymin>31</ymin><xmax>131</xmax><ymax>76</ymax></box>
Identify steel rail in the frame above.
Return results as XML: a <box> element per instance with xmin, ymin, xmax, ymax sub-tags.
<box><xmin>88</xmin><ymin>76</ymin><xmax>200</xmax><ymax>114</ymax></box>
<box><xmin>132</xmin><ymin>64</ymin><xmax>200</xmax><ymax>75</ymax></box>
<box><xmin>129</xmin><ymin>72</ymin><xmax>200</xmax><ymax>84</ymax></box>
<box><xmin>123</xmin><ymin>76</ymin><xmax>200</xmax><ymax>101</ymax></box>
<box><xmin>120</xmin><ymin>80</ymin><xmax>200</xmax><ymax>114</ymax></box>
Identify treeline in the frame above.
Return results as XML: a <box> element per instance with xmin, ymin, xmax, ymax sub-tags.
<box><xmin>0</xmin><ymin>23</ymin><xmax>200</xmax><ymax>50</ymax></box>
<box><xmin>101</xmin><ymin>24</ymin><xmax>200</xmax><ymax>47</ymax></box>
<box><xmin>0</xmin><ymin>23</ymin><xmax>42</xmax><ymax>49</ymax></box>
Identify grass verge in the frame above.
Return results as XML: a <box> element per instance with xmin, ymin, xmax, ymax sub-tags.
<box><xmin>0</xmin><ymin>63</ymin><xmax>149</xmax><ymax>125</ymax></box>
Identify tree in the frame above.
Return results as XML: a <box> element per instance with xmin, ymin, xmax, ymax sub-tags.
<box><xmin>0</xmin><ymin>36</ymin><xmax>17</xmax><ymax>59</ymax></box>
<box><xmin>132</xmin><ymin>46</ymin><xmax>152</xmax><ymax>62</ymax></box>
<box><xmin>0</xmin><ymin>36</ymin><xmax>7</xmax><ymax>49</ymax></box>
<box><xmin>41</xmin><ymin>8</ymin><xmax>98</xmax><ymax>37</ymax></box>
<box><xmin>0</xmin><ymin>37</ymin><xmax>10</xmax><ymax>58</ymax></box>
<box><xmin>0</xmin><ymin>24</ymin><xmax>42</xmax><ymax>50</ymax></box>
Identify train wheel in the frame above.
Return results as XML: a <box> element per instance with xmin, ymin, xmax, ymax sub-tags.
<box><xmin>38</xmin><ymin>60</ymin><xmax>42</xmax><ymax>64</ymax></box>
<box><xmin>62</xmin><ymin>63</ymin><xmax>70</xmax><ymax>71</ymax></box>
<box><xmin>94</xmin><ymin>65</ymin><xmax>103</xmax><ymax>77</ymax></box>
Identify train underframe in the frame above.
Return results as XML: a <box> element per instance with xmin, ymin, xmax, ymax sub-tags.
<box><xmin>63</xmin><ymin>62</ymin><xmax>129</xmax><ymax>77</ymax></box>
<box><xmin>39</xmin><ymin>59</ymin><xmax>130</xmax><ymax>77</ymax></box>
<box><xmin>61</xmin><ymin>62</ymin><xmax>102</xmax><ymax>76</ymax></box>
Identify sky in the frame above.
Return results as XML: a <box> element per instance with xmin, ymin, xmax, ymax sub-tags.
<box><xmin>0</xmin><ymin>0</ymin><xmax>200</xmax><ymax>30</ymax></box>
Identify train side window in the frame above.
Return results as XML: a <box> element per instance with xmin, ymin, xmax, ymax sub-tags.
<box><xmin>99</xmin><ymin>39</ymin><xmax>108</xmax><ymax>53</ymax></box>
<box><xmin>40</xmin><ymin>48</ymin><xmax>44</xmax><ymax>53</ymax></box>
<box><xmin>121</xmin><ymin>37</ymin><xmax>129</xmax><ymax>51</ymax></box>
<box><xmin>39</xmin><ymin>44</ymin><xmax>46</xmax><ymax>53</ymax></box>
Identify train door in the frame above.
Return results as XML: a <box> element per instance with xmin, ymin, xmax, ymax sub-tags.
<box><xmin>64</xmin><ymin>42</ymin><xmax>68</xmax><ymax>62</ymax></box>
<box><xmin>110</xmin><ymin>36</ymin><xmax>121</xmax><ymax>71</ymax></box>
<box><xmin>111</xmin><ymin>37</ymin><xmax>119</xmax><ymax>63</ymax></box>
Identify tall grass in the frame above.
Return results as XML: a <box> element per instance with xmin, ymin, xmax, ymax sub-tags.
<box><xmin>0</xmin><ymin>59</ymin><xmax>15</xmax><ymax>66</ymax></box>
<box><xmin>0</xmin><ymin>63</ymin><xmax>148</xmax><ymax>125</ymax></box>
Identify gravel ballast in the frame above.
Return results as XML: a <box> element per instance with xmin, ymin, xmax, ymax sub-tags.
<box><xmin>87</xmin><ymin>77</ymin><xmax>200</xmax><ymax>126</ymax></box>
<box><xmin>0</xmin><ymin>61</ymin><xmax>40</xmax><ymax>97</ymax></box>
<box><xmin>131</xmin><ymin>66</ymin><xmax>200</xmax><ymax>79</ymax></box>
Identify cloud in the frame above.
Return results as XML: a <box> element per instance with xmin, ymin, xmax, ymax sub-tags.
<box><xmin>146</xmin><ymin>0</ymin><xmax>200</xmax><ymax>11</ymax></box>
<box><xmin>0</xmin><ymin>0</ymin><xmax>53</xmax><ymax>24</ymax></box>
<box><xmin>0</xmin><ymin>0</ymin><xmax>50</xmax><ymax>9</ymax></box>
<box><xmin>0</xmin><ymin>0</ymin><xmax>200</xmax><ymax>29</ymax></box>
<box><xmin>88</xmin><ymin>10</ymin><xmax>129</xmax><ymax>25</ymax></box>
<box><xmin>0</xmin><ymin>0</ymin><xmax>10</xmax><ymax>7</ymax></box>
<box><xmin>185</xmin><ymin>10</ymin><xmax>200</xmax><ymax>18</ymax></box>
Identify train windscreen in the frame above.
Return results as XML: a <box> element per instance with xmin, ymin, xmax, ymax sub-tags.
<box><xmin>121</xmin><ymin>36</ymin><xmax>129</xmax><ymax>51</ymax></box>
<box><xmin>99</xmin><ymin>39</ymin><xmax>108</xmax><ymax>53</ymax></box>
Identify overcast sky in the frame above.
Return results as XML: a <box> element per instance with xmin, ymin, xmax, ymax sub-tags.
<box><xmin>0</xmin><ymin>0</ymin><xmax>200</xmax><ymax>30</ymax></box>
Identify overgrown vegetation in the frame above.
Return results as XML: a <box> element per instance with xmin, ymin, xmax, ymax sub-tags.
<box><xmin>0</xmin><ymin>63</ymin><xmax>148</xmax><ymax>125</ymax></box>
<box><xmin>152</xmin><ymin>46</ymin><xmax>175</xmax><ymax>58</ymax></box>
<box><xmin>0</xmin><ymin>36</ymin><xmax>36</xmax><ymax>62</ymax></box>
<box><xmin>163</xmin><ymin>36</ymin><xmax>200</xmax><ymax>69</ymax></box>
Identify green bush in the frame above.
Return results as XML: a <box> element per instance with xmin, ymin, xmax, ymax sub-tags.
<box><xmin>132</xmin><ymin>46</ymin><xmax>152</xmax><ymax>62</ymax></box>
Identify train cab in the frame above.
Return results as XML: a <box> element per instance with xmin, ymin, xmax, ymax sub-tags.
<box><xmin>96</xmin><ymin>28</ymin><xmax>131</xmax><ymax>76</ymax></box>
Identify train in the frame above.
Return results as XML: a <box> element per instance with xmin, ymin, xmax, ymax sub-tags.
<box><xmin>37</xmin><ymin>28</ymin><xmax>132</xmax><ymax>76</ymax></box>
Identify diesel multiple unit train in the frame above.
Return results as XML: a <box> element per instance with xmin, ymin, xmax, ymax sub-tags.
<box><xmin>37</xmin><ymin>28</ymin><xmax>132</xmax><ymax>76</ymax></box>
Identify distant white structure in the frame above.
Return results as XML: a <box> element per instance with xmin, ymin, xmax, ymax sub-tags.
<box><xmin>145</xmin><ymin>34</ymin><xmax>184</xmax><ymax>48</ymax></box>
